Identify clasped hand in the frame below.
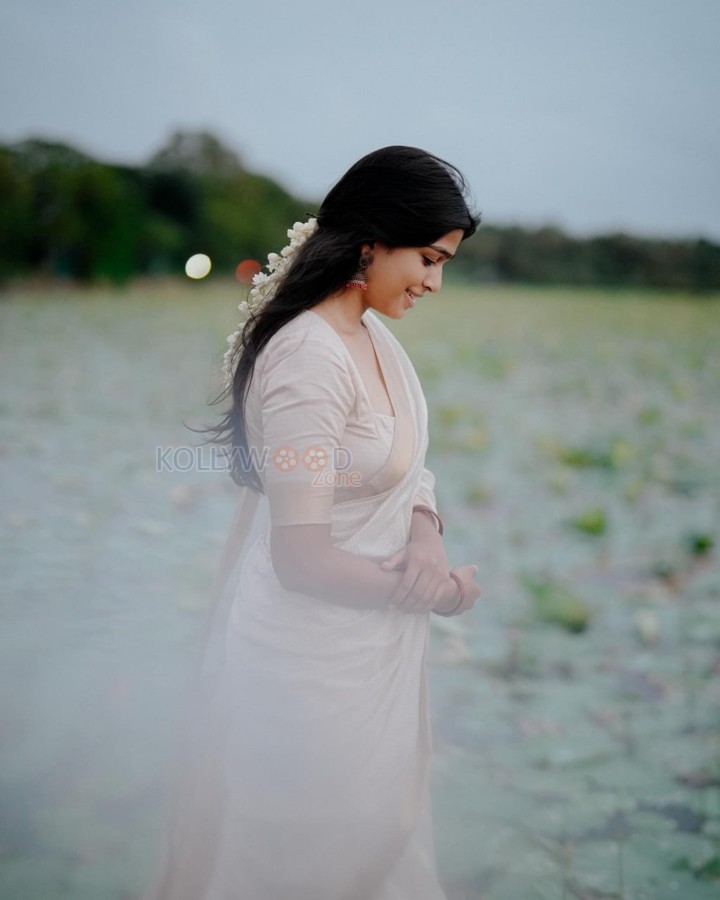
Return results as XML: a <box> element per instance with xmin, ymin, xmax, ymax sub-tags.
<box><xmin>380</xmin><ymin>529</ymin><xmax>480</xmax><ymax>615</ymax></box>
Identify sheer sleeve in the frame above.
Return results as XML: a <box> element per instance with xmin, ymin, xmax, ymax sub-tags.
<box><xmin>258</xmin><ymin>332</ymin><xmax>356</xmax><ymax>526</ymax></box>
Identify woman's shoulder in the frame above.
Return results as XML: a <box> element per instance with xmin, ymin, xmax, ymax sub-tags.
<box><xmin>261</xmin><ymin>309</ymin><xmax>338</xmax><ymax>356</ymax></box>
<box><xmin>259</xmin><ymin>310</ymin><xmax>347</xmax><ymax>364</ymax></box>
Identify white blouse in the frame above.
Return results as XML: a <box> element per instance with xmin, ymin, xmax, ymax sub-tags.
<box><xmin>244</xmin><ymin>309</ymin><xmax>414</xmax><ymax>528</ymax></box>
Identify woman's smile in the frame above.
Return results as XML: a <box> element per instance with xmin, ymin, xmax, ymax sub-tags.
<box><xmin>357</xmin><ymin>229</ymin><xmax>464</xmax><ymax>320</ymax></box>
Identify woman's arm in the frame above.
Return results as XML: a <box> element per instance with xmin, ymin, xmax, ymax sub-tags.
<box><xmin>270</xmin><ymin>522</ymin><xmax>460</xmax><ymax>611</ymax></box>
<box><xmin>381</xmin><ymin>507</ymin><xmax>482</xmax><ymax>614</ymax></box>
<box><xmin>381</xmin><ymin>509</ymin><xmax>451</xmax><ymax>608</ymax></box>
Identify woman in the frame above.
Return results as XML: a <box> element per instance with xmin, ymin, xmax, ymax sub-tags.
<box><xmin>144</xmin><ymin>146</ymin><xmax>482</xmax><ymax>900</ymax></box>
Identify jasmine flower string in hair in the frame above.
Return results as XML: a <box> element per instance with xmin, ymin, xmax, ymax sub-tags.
<box><xmin>222</xmin><ymin>216</ymin><xmax>318</xmax><ymax>388</ymax></box>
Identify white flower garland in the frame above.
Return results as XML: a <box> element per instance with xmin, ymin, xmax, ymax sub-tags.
<box><xmin>222</xmin><ymin>216</ymin><xmax>318</xmax><ymax>388</ymax></box>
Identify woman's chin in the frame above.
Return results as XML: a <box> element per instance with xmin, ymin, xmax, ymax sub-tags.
<box><xmin>371</xmin><ymin>303</ymin><xmax>406</xmax><ymax>320</ymax></box>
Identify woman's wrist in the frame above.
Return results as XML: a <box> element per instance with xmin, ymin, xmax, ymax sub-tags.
<box><xmin>433</xmin><ymin>573</ymin><xmax>464</xmax><ymax>616</ymax></box>
<box><xmin>412</xmin><ymin>504</ymin><xmax>444</xmax><ymax>536</ymax></box>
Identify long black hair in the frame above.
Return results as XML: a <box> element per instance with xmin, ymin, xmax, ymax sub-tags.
<box><xmin>198</xmin><ymin>145</ymin><xmax>480</xmax><ymax>490</ymax></box>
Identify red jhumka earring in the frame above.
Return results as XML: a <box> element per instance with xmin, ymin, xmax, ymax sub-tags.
<box><xmin>346</xmin><ymin>251</ymin><xmax>372</xmax><ymax>291</ymax></box>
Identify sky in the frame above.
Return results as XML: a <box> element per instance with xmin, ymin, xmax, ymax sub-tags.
<box><xmin>1</xmin><ymin>0</ymin><xmax>719</xmax><ymax>240</ymax></box>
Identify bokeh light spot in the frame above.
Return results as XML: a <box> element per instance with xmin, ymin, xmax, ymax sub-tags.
<box><xmin>185</xmin><ymin>254</ymin><xmax>212</xmax><ymax>279</ymax></box>
<box><xmin>235</xmin><ymin>259</ymin><xmax>262</xmax><ymax>284</ymax></box>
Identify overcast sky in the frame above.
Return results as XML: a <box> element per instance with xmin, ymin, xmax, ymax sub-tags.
<box><xmin>1</xmin><ymin>0</ymin><xmax>718</xmax><ymax>239</ymax></box>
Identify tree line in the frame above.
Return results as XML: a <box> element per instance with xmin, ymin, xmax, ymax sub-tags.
<box><xmin>1</xmin><ymin>131</ymin><xmax>718</xmax><ymax>291</ymax></box>
<box><xmin>0</xmin><ymin>132</ymin><xmax>308</xmax><ymax>285</ymax></box>
<box><xmin>454</xmin><ymin>224</ymin><xmax>720</xmax><ymax>291</ymax></box>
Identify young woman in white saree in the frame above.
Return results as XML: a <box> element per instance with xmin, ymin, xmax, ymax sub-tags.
<box><xmin>142</xmin><ymin>146</ymin><xmax>482</xmax><ymax>900</ymax></box>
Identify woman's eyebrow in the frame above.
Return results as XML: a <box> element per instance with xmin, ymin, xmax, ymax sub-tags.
<box><xmin>428</xmin><ymin>244</ymin><xmax>455</xmax><ymax>260</ymax></box>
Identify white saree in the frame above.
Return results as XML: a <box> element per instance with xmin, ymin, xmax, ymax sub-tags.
<box><xmin>143</xmin><ymin>309</ymin><xmax>446</xmax><ymax>900</ymax></box>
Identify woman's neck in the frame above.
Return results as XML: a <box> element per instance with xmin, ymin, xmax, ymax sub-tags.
<box><xmin>311</xmin><ymin>289</ymin><xmax>368</xmax><ymax>336</ymax></box>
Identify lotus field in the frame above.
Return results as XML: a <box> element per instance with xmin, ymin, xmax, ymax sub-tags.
<box><xmin>0</xmin><ymin>283</ymin><xmax>718</xmax><ymax>899</ymax></box>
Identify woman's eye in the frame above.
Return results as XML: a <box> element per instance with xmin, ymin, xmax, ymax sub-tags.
<box><xmin>422</xmin><ymin>256</ymin><xmax>437</xmax><ymax>267</ymax></box>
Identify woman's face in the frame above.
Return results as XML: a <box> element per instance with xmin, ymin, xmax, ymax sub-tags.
<box><xmin>362</xmin><ymin>229</ymin><xmax>464</xmax><ymax>319</ymax></box>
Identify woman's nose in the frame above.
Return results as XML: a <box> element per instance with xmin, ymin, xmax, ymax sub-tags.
<box><xmin>423</xmin><ymin>267</ymin><xmax>442</xmax><ymax>293</ymax></box>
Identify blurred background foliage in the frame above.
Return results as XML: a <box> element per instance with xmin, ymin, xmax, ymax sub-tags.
<box><xmin>2</xmin><ymin>129</ymin><xmax>719</xmax><ymax>291</ymax></box>
<box><xmin>0</xmin><ymin>130</ymin><xmax>309</xmax><ymax>285</ymax></box>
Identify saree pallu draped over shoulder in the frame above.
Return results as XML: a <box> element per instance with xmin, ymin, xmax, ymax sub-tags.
<box><xmin>142</xmin><ymin>310</ymin><xmax>447</xmax><ymax>900</ymax></box>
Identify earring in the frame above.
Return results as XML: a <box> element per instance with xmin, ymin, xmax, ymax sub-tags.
<box><xmin>346</xmin><ymin>251</ymin><xmax>372</xmax><ymax>292</ymax></box>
